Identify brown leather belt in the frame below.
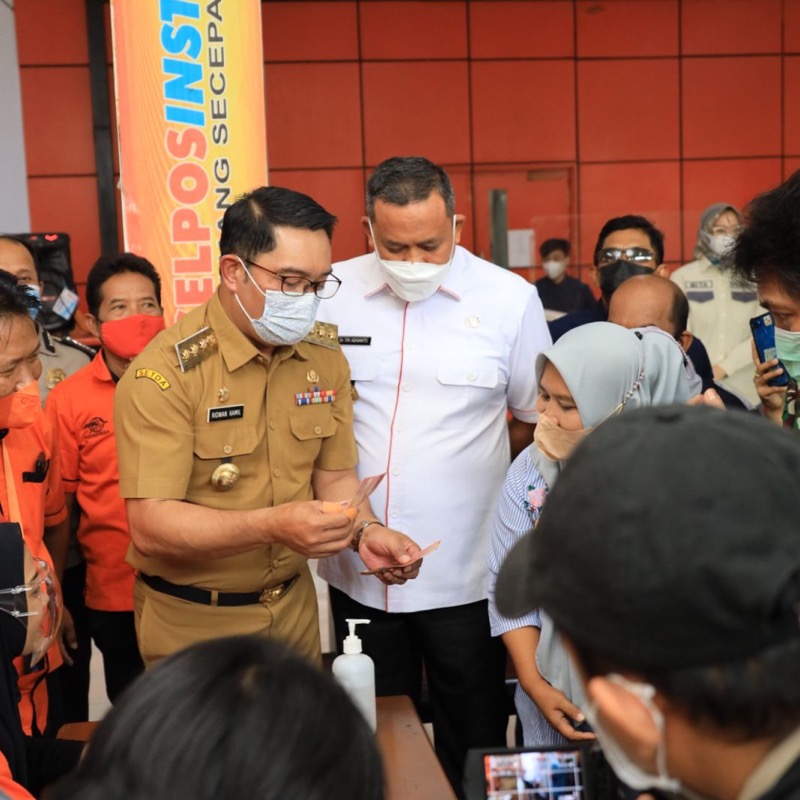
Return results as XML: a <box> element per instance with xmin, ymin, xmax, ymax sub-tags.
<box><xmin>139</xmin><ymin>573</ymin><xmax>299</xmax><ymax>607</ymax></box>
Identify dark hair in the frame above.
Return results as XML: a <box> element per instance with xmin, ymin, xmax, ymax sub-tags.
<box><xmin>219</xmin><ymin>186</ymin><xmax>337</xmax><ymax>262</ymax></box>
<box><xmin>366</xmin><ymin>157</ymin><xmax>455</xmax><ymax>219</ymax></box>
<box><xmin>48</xmin><ymin>635</ymin><xmax>384</xmax><ymax>800</ymax></box>
<box><xmin>539</xmin><ymin>238</ymin><xmax>570</xmax><ymax>259</ymax></box>
<box><xmin>572</xmin><ymin>635</ymin><xmax>800</xmax><ymax>742</ymax></box>
<box><xmin>667</xmin><ymin>279</ymin><xmax>689</xmax><ymax>337</ymax></box>
<box><xmin>727</xmin><ymin>170</ymin><xmax>800</xmax><ymax>297</ymax></box>
<box><xmin>593</xmin><ymin>215</ymin><xmax>665</xmax><ymax>266</ymax></box>
<box><xmin>0</xmin><ymin>236</ymin><xmax>39</xmax><ymax>275</ymax></box>
<box><xmin>85</xmin><ymin>253</ymin><xmax>162</xmax><ymax>318</ymax></box>
<box><xmin>0</xmin><ymin>269</ymin><xmax>41</xmax><ymax>322</ymax></box>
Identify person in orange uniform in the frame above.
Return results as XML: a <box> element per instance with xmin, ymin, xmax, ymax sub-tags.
<box><xmin>0</xmin><ymin>270</ymin><xmax>69</xmax><ymax>738</ymax></box>
<box><xmin>46</xmin><ymin>253</ymin><xmax>165</xmax><ymax>701</ymax></box>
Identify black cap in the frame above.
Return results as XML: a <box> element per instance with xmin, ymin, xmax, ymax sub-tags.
<box><xmin>496</xmin><ymin>406</ymin><xmax>800</xmax><ymax>671</ymax></box>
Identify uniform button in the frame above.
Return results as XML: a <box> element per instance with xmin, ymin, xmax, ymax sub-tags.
<box><xmin>272</xmin><ymin>559</ymin><xmax>280</xmax><ymax>569</ymax></box>
<box><xmin>314</xmin><ymin>425</ymin><xmax>322</xmax><ymax>434</ymax></box>
<box><xmin>396</xmin><ymin>424</ymin><xmax>403</xmax><ymax>433</ymax></box>
<box><xmin>273</xmin><ymin>468</ymin><xmax>282</xmax><ymax>478</ymax></box>
<box><xmin>255</xmin><ymin>355</ymin><xmax>266</xmax><ymax>365</ymax></box>
<box><xmin>390</xmin><ymin>509</ymin><xmax>399</xmax><ymax>519</ymax></box>
<box><xmin>402</xmin><ymin>385</ymin><xmax>410</xmax><ymax>392</ymax></box>
<box><xmin>223</xmin><ymin>445</ymin><xmax>232</xmax><ymax>455</ymax></box>
<box><xmin>392</xmin><ymin>468</ymin><xmax>399</xmax><ymax>476</ymax></box>
<box><xmin>468</xmin><ymin>372</ymin><xmax>477</xmax><ymax>381</ymax></box>
<box><xmin>268</xmin><ymin>420</ymin><xmax>276</xmax><ymax>430</ymax></box>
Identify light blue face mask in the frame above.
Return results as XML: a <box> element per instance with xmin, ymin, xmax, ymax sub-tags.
<box><xmin>774</xmin><ymin>326</ymin><xmax>800</xmax><ymax>382</ymax></box>
<box><xmin>22</xmin><ymin>284</ymin><xmax>41</xmax><ymax>320</ymax></box>
<box><xmin>234</xmin><ymin>259</ymin><xmax>320</xmax><ymax>346</ymax></box>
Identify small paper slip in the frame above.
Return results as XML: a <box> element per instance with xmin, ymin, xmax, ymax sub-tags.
<box><xmin>342</xmin><ymin>473</ymin><xmax>385</xmax><ymax>510</ymax></box>
<box><xmin>359</xmin><ymin>540</ymin><xmax>441</xmax><ymax>576</ymax></box>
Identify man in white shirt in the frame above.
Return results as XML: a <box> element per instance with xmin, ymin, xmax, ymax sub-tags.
<box><xmin>317</xmin><ymin>156</ymin><xmax>551</xmax><ymax>796</ymax></box>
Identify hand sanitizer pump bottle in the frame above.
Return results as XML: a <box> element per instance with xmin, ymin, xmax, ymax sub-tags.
<box><xmin>332</xmin><ymin>618</ymin><xmax>376</xmax><ymax>731</ymax></box>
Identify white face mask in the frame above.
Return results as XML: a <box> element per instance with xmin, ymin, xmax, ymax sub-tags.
<box><xmin>583</xmin><ymin>674</ymin><xmax>682</xmax><ymax>794</ymax></box>
<box><xmin>543</xmin><ymin>259</ymin><xmax>567</xmax><ymax>280</ymax></box>
<box><xmin>369</xmin><ymin>217</ymin><xmax>457</xmax><ymax>302</ymax></box>
<box><xmin>234</xmin><ymin>259</ymin><xmax>320</xmax><ymax>346</ymax></box>
<box><xmin>706</xmin><ymin>233</ymin><xmax>736</xmax><ymax>258</ymax></box>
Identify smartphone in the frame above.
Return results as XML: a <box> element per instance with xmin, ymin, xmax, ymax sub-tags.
<box><xmin>464</xmin><ymin>745</ymin><xmax>596</xmax><ymax>800</ymax></box>
<box><xmin>750</xmin><ymin>313</ymin><xmax>789</xmax><ymax>387</ymax></box>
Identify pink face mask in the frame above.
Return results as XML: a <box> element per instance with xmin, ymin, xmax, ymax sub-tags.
<box><xmin>101</xmin><ymin>314</ymin><xmax>166</xmax><ymax>361</ymax></box>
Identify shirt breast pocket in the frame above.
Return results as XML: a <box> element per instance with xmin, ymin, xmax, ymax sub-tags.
<box><xmin>286</xmin><ymin>406</ymin><xmax>338</xmax><ymax>471</ymax></box>
<box><xmin>436</xmin><ymin>359</ymin><xmax>501</xmax><ymax>429</ymax></box>
<box><xmin>686</xmin><ymin>290</ymin><xmax>714</xmax><ymax>303</ymax></box>
<box><xmin>191</xmin><ymin>425</ymin><xmax>258</xmax><ymax>497</ymax></box>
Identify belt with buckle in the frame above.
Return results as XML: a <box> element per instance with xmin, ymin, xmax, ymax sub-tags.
<box><xmin>139</xmin><ymin>573</ymin><xmax>299</xmax><ymax>607</ymax></box>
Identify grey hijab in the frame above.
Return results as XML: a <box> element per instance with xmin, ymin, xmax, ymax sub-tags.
<box><xmin>693</xmin><ymin>202</ymin><xmax>741</xmax><ymax>261</ymax></box>
<box><xmin>527</xmin><ymin>322</ymin><xmax>698</xmax><ymax>711</ymax></box>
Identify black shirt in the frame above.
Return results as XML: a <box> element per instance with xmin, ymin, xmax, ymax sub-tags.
<box><xmin>535</xmin><ymin>275</ymin><xmax>596</xmax><ymax>314</ymax></box>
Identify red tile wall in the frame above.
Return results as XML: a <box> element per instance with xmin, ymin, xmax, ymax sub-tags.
<box><xmin>13</xmin><ymin>0</ymin><xmax>800</xmax><ymax>295</ymax></box>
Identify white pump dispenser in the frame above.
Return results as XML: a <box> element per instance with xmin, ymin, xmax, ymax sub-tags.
<box><xmin>332</xmin><ymin>618</ymin><xmax>376</xmax><ymax>731</ymax></box>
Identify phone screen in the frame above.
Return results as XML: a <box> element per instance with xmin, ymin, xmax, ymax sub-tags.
<box><xmin>484</xmin><ymin>748</ymin><xmax>587</xmax><ymax>800</ymax></box>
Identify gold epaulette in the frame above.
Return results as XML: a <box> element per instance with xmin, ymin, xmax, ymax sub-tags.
<box><xmin>303</xmin><ymin>321</ymin><xmax>339</xmax><ymax>350</ymax></box>
<box><xmin>175</xmin><ymin>326</ymin><xmax>218</xmax><ymax>372</ymax></box>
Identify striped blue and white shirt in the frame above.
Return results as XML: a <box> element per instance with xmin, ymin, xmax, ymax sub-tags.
<box><xmin>488</xmin><ymin>446</ymin><xmax>570</xmax><ymax>747</ymax></box>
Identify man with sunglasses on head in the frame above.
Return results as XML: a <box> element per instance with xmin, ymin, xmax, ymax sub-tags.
<box><xmin>549</xmin><ymin>214</ymin><xmax>668</xmax><ymax>342</ymax></box>
<box><xmin>114</xmin><ymin>186</ymin><xmax>422</xmax><ymax>667</ymax></box>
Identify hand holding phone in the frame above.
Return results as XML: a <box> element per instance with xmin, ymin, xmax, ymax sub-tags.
<box><xmin>750</xmin><ymin>313</ymin><xmax>789</xmax><ymax>387</ymax></box>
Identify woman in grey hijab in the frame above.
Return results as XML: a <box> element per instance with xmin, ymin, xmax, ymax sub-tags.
<box><xmin>670</xmin><ymin>203</ymin><xmax>760</xmax><ymax>404</ymax></box>
<box><xmin>487</xmin><ymin>321</ymin><xmax>698</xmax><ymax>747</ymax></box>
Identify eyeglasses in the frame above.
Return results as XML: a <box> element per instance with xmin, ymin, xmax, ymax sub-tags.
<box><xmin>596</xmin><ymin>247</ymin><xmax>656</xmax><ymax>267</ymax></box>
<box><xmin>244</xmin><ymin>260</ymin><xmax>342</xmax><ymax>300</ymax></box>
<box><xmin>710</xmin><ymin>226</ymin><xmax>741</xmax><ymax>237</ymax></box>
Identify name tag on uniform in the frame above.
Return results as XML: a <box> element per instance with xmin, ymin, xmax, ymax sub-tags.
<box><xmin>338</xmin><ymin>336</ymin><xmax>371</xmax><ymax>345</ymax></box>
<box><xmin>207</xmin><ymin>405</ymin><xmax>244</xmax><ymax>422</ymax></box>
<box><xmin>685</xmin><ymin>280</ymin><xmax>713</xmax><ymax>289</ymax></box>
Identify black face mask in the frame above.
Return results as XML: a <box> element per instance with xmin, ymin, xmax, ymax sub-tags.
<box><xmin>598</xmin><ymin>260</ymin><xmax>654</xmax><ymax>305</ymax></box>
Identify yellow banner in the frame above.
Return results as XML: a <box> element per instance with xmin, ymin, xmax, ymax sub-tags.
<box><xmin>110</xmin><ymin>0</ymin><xmax>267</xmax><ymax>322</ymax></box>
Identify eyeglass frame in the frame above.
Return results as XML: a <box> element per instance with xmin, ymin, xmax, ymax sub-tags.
<box><xmin>595</xmin><ymin>247</ymin><xmax>657</xmax><ymax>267</ymax></box>
<box><xmin>242</xmin><ymin>258</ymin><xmax>342</xmax><ymax>300</ymax></box>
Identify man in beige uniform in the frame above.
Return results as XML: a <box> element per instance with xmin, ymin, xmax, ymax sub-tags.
<box><xmin>115</xmin><ymin>187</ymin><xmax>421</xmax><ymax>665</ymax></box>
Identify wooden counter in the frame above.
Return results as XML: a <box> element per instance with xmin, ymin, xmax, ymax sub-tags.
<box><xmin>377</xmin><ymin>695</ymin><xmax>457</xmax><ymax>800</ymax></box>
<box><xmin>60</xmin><ymin>695</ymin><xmax>457</xmax><ymax>800</ymax></box>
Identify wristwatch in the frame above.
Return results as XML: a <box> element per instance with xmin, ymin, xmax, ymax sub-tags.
<box><xmin>351</xmin><ymin>519</ymin><xmax>381</xmax><ymax>552</ymax></box>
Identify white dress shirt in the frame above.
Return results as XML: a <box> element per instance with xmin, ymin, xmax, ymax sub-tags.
<box><xmin>316</xmin><ymin>246</ymin><xmax>552</xmax><ymax>612</ymax></box>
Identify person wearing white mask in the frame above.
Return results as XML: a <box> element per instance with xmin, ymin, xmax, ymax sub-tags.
<box><xmin>0</xmin><ymin>237</ymin><xmax>93</xmax><ymax>405</ymax></box>
<box><xmin>670</xmin><ymin>203</ymin><xmax>760</xmax><ymax>403</ymax></box>
<box><xmin>534</xmin><ymin>238</ymin><xmax>594</xmax><ymax>322</ymax></box>
<box><xmin>315</xmin><ymin>156</ymin><xmax>551</xmax><ymax>797</ymax></box>
<box><xmin>487</xmin><ymin>323</ymin><xmax>697</xmax><ymax>749</ymax></box>
<box><xmin>113</xmin><ymin>186</ymin><xmax>422</xmax><ymax>668</ymax></box>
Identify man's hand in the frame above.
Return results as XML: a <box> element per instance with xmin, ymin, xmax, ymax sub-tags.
<box><xmin>752</xmin><ymin>342</ymin><xmax>787</xmax><ymax>425</ymax></box>
<box><xmin>525</xmin><ymin>677</ymin><xmax>596</xmax><ymax>742</ymax></box>
<box><xmin>358</xmin><ymin>525</ymin><xmax>423</xmax><ymax>586</ymax></box>
<box><xmin>270</xmin><ymin>501</ymin><xmax>356</xmax><ymax>558</ymax></box>
<box><xmin>59</xmin><ymin>607</ymin><xmax>78</xmax><ymax>667</ymax></box>
<box><xmin>712</xmin><ymin>364</ymin><xmax>728</xmax><ymax>380</ymax></box>
<box><xmin>686</xmin><ymin>388</ymin><xmax>725</xmax><ymax>409</ymax></box>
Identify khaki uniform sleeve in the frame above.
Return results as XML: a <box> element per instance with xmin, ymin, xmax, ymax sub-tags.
<box><xmin>114</xmin><ymin>349</ymin><xmax>196</xmax><ymax>500</ymax></box>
